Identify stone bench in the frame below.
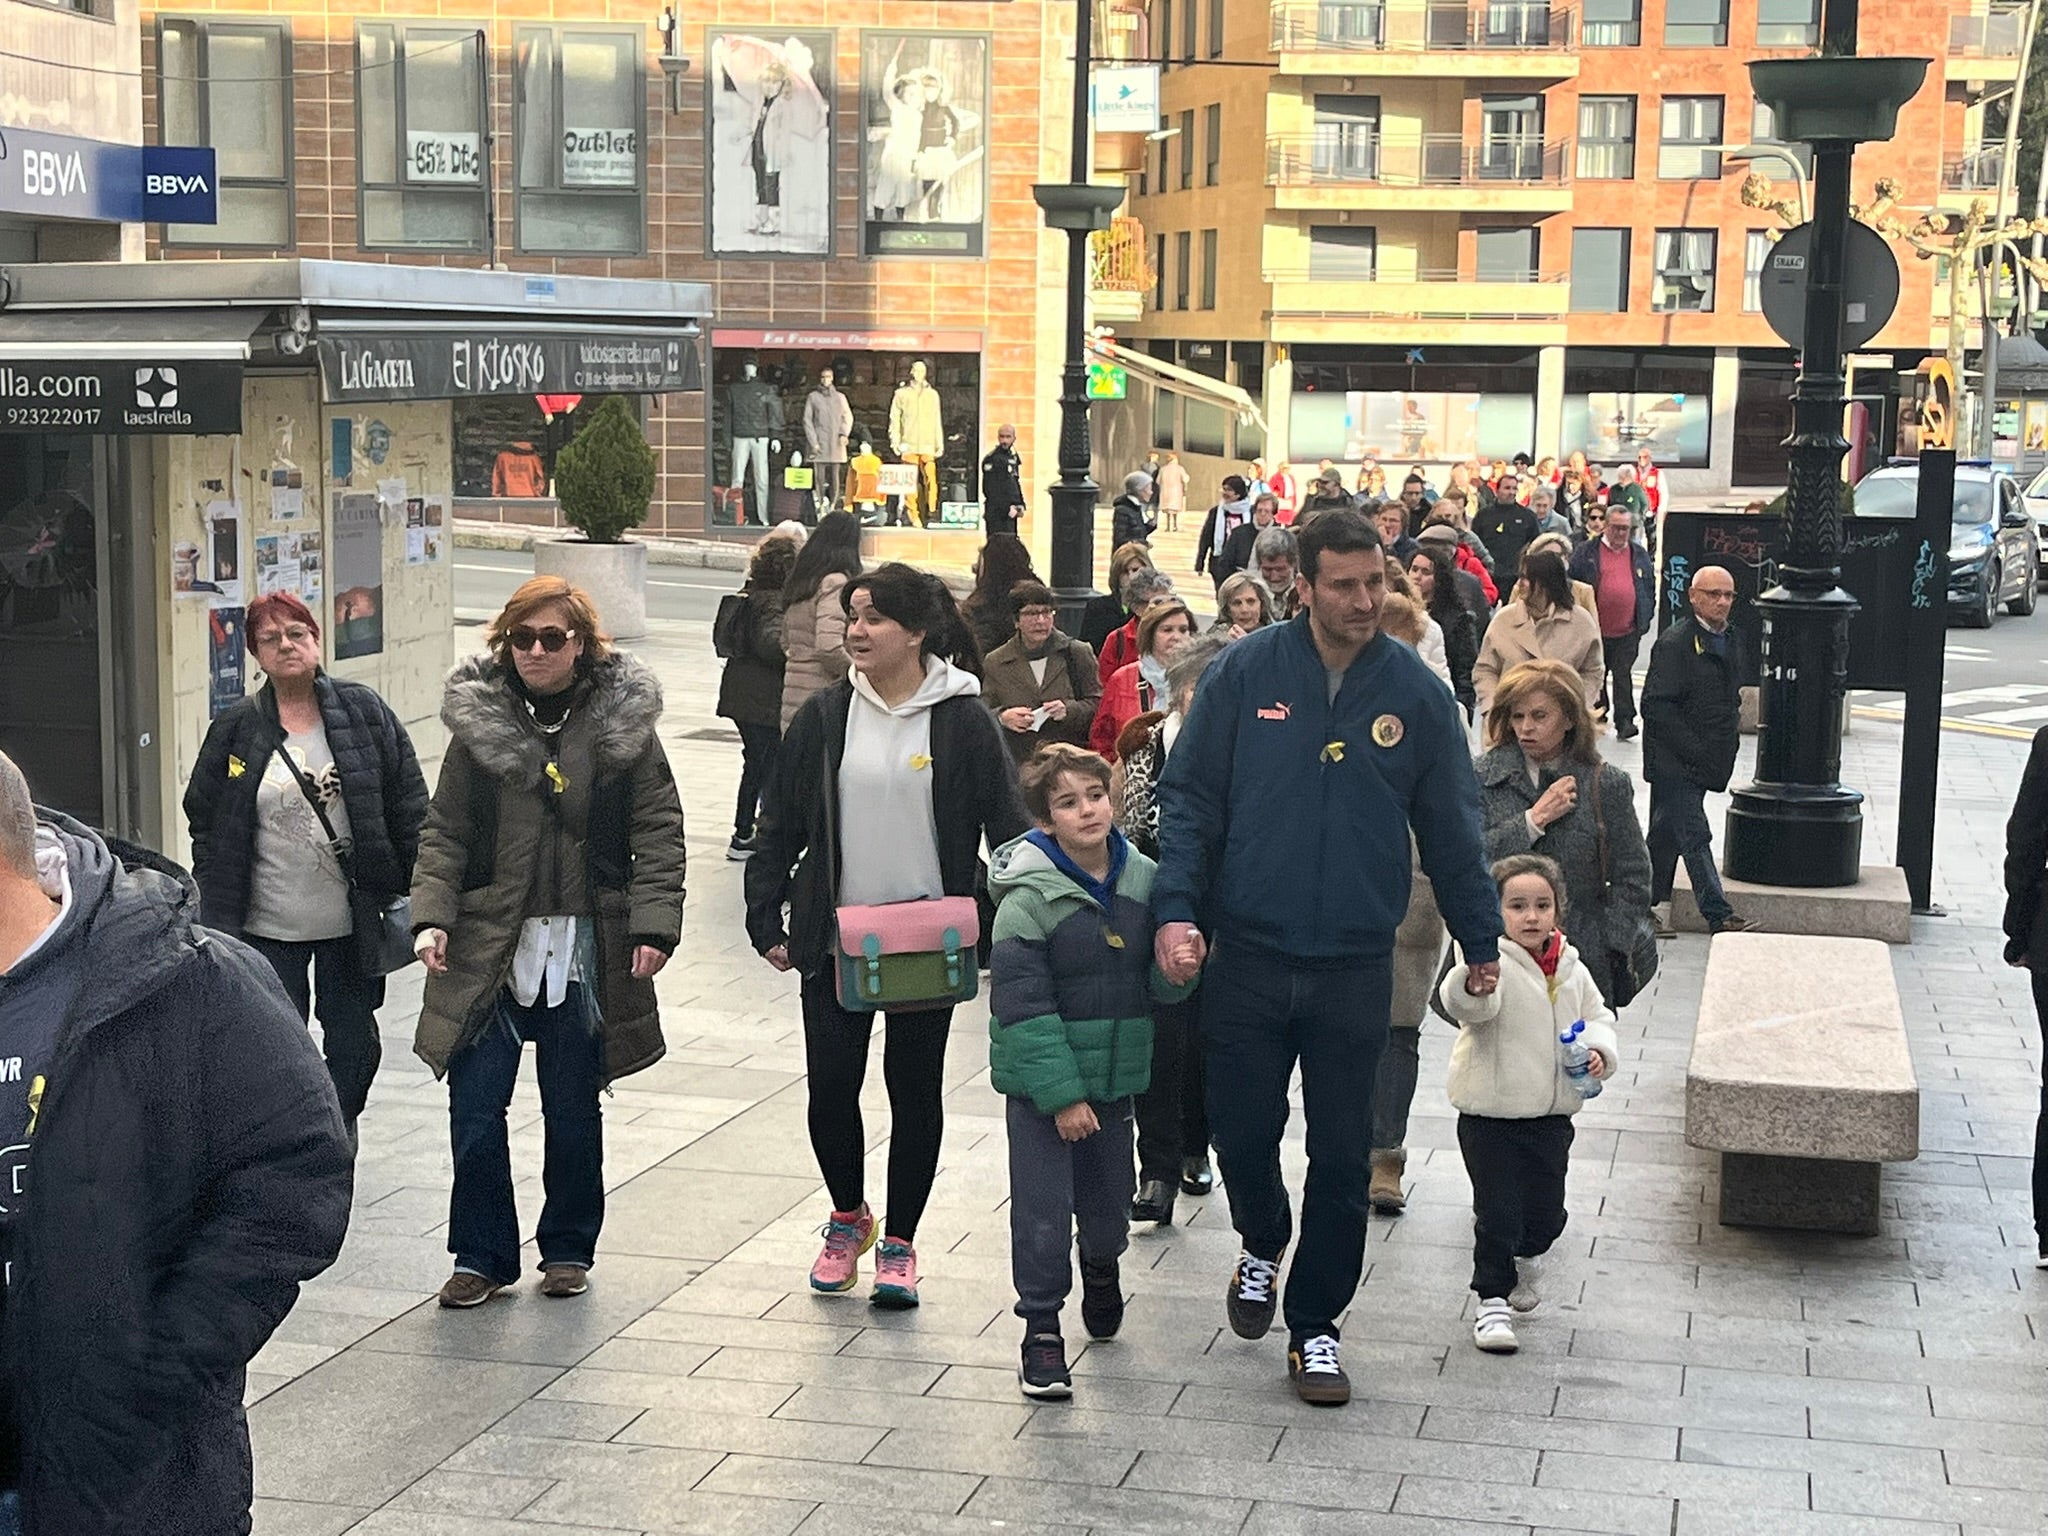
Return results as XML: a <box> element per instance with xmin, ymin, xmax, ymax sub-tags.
<box><xmin>1685</xmin><ymin>932</ymin><xmax>1919</xmax><ymax>1236</ymax></box>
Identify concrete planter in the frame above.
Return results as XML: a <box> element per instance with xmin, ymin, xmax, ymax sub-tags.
<box><xmin>534</xmin><ymin>538</ymin><xmax>649</xmax><ymax>640</ymax></box>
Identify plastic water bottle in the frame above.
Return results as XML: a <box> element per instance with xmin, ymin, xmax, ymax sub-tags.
<box><xmin>1559</xmin><ymin>1021</ymin><xmax>1602</xmax><ymax>1100</ymax></box>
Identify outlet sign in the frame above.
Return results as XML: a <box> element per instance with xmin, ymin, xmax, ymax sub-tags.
<box><xmin>0</xmin><ymin>127</ymin><xmax>218</xmax><ymax>224</ymax></box>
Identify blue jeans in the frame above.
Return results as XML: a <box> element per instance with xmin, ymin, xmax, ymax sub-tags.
<box><xmin>1648</xmin><ymin>780</ymin><xmax>1733</xmax><ymax>924</ymax></box>
<box><xmin>0</xmin><ymin>1488</ymin><xmax>18</xmax><ymax>1536</ymax></box>
<box><xmin>1200</xmin><ymin>941</ymin><xmax>1391</xmax><ymax>1341</ymax></box>
<box><xmin>447</xmin><ymin>984</ymin><xmax>604</xmax><ymax>1284</ymax></box>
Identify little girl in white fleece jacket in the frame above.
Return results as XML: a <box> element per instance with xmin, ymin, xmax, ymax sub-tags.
<box><xmin>1438</xmin><ymin>852</ymin><xmax>1620</xmax><ymax>1356</ymax></box>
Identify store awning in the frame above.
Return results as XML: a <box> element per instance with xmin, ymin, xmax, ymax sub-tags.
<box><xmin>1093</xmin><ymin>338</ymin><xmax>1268</xmax><ymax>433</ymax></box>
<box><xmin>0</xmin><ymin>308</ymin><xmax>265</xmax><ymax>361</ymax></box>
<box><xmin>0</xmin><ymin>309</ymin><xmax>261</xmax><ymax>434</ymax></box>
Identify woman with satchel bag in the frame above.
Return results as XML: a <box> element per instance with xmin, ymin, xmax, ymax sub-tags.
<box><xmin>1472</xmin><ymin>659</ymin><xmax>1652</xmax><ymax>1008</ymax></box>
<box><xmin>747</xmin><ymin>563</ymin><xmax>1028</xmax><ymax>1309</ymax></box>
<box><xmin>184</xmin><ymin>591</ymin><xmax>428</xmax><ymax>1143</ymax></box>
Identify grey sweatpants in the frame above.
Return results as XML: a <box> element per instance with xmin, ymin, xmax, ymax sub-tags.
<box><xmin>1006</xmin><ymin>1095</ymin><xmax>1136</xmax><ymax>1327</ymax></box>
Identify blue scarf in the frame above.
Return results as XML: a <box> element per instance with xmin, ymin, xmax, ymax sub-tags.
<box><xmin>1025</xmin><ymin>826</ymin><xmax>1129</xmax><ymax>914</ymax></box>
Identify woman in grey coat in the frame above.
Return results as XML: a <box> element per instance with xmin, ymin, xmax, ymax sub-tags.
<box><xmin>1474</xmin><ymin>657</ymin><xmax>1652</xmax><ymax>1007</ymax></box>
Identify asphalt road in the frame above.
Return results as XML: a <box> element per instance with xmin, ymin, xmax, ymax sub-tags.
<box><xmin>454</xmin><ymin>547</ymin><xmax>737</xmax><ymax>624</ymax></box>
<box><xmin>1852</xmin><ymin>599</ymin><xmax>2048</xmax><ymax>742</ymax></box>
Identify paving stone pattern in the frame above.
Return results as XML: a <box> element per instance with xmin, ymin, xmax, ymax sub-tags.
<box><xmin>247</xmin><ymin>617</ymin><xmax>2048</xmax><ymax>1535</ymax></box>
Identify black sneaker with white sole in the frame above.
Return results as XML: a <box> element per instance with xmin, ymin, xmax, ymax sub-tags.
<box><xmin>1018</xmin><ymin>1332</ymin><xmax>1073</xmax><ymax>1399</ymax></box>
<box><xmin>1079</xmin><ymin>1260</ymin><xmax>1124</xmax><ymax>1341</ymax></box>
<box><xmin>1287</xmin><ymin>1333</ymin><xmax>1351</xmax><ymax>1405</ymax></box>
<box><xmin>1226</xmin><ymin>1251</ymin><xmax>1283</xmax><ymax>1340</ymax></box>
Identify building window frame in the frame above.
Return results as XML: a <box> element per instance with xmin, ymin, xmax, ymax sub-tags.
<box><xmin>1207</xmin><ymin>0</ymin><xmax>1225</xmax><ymax>57</ymax></box>
<box><xmin>1743</xmin><ymin>229</ymin><xmax>1771</xmax><ymax>312</ymax></box>
<box><xmin>1153</xmin><ymin>232</ymin><xmax>1167</xmax><ymax>310</ymax></box>
<box><xmin>156</xmin><ymin>16</ymin><xmax>295</xmax><ymax>249</ymax></box>
<box><xmin>1568</xmin><ymin>227</ymin><xmax>1631</xmax><ymax>312</ymax></box>
<box><xmin>1200</xmin><ymin>227</ymin><xmax>1218</xmax><ymax>308</ymax></box>
<box><xmin>1664</xmin><ymin>0</ymin><xmax>1729</xmax><ymax>46</ymax></box>
<box><xmin>1652</xmin><ymin>227</ymin><xmax>1718</xmax><ymax>312</ymax></box>
<box><xmin>356</xmin><ymin>20</ymin><xmax>491</xmax><ymax>254</ymax></box>
<box><xmin>1204</xmin><ymin>103</ymin><xmax>1221</xmax><ymax>185</ymax></box>
<box><xmin>1756</xmin><ymin>0</ymin><xmax>1820</xmax><ymax>46</ymax></box>
<box><xmin>1576</xmin><ymin>95</ymin><xmax>1636</xmax><ymax>180</ymax></box>
<box><xmin>1175</xmin><ymin>229</ymin><xmax>1191</xmax><ymax>309</ymax></box>
<box><xmin>512</xmin><ymin>24</ymin><xmax>646</xmax><ymax>258</ymax></box>
<box><xmin>1179</xmin><ymin>109</ymin><xmax>1195</xmax><ymax>189</ymax></box>
<box><xmin>1581</xmin><ymin>0</ymin><xmax>1641</xmax><ymax>45</ymax></box>
<box><xmin>1658</xmin><ymin>95</ymin><xmax>1723</xmax><ymax>181</ymax></box>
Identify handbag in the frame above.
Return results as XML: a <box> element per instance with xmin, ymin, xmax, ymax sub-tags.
<box><xmin>1592</xmin><ymin>775</ymin><xmax>1658</xmax><ymax>1008</ymax></box>
<box><xmin>821</xmin><ymin>745</ymin><xmax>981</xmax><ymax>1012</ymax></box>
<box><xmin>276</xmin><ymin>735</ymin><xmax>418</xmax><ymax>979</ymax></box>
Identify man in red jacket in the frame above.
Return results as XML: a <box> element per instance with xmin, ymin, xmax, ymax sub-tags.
<box><xmin>1634</xmin><ymin>448</ymin><xmax>1664</xmax><ymax>522</ymax></box>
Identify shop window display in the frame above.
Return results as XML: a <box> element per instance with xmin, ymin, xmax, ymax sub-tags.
<box><xmin>708</xmin><ymin>332</ymin><xmax>982</xmax><ymax>529</ymax></box>
<box><xmin>453</xmin><ymin>395</ymin><xmax>617</xmax><ymax>501</ymax></box>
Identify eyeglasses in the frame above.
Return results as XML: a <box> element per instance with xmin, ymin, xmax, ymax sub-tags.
<box><xmin>508</xmin><ymin>626</ymin><xmax>576</xmax><ymax>654</ymax></box>
<box><xmin>255</xmin><ymin>625</ymin><xmax>315</xmax><ymax>650</ymax></box>
<box><xmin>1017</xmin><ymin>607</ymin><xmax>1056</xmax><ymax>620</ymax></box>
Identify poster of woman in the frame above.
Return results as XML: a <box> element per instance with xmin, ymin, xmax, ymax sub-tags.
<box><xmin>860</xmin><ymin>31</ymin><xmax>988</xmax><ymax>258</ymax></box>
<box><xmin>707</xmin><ymin>31</ymin><xmax>834</xmax><ymax>258</ymax></box>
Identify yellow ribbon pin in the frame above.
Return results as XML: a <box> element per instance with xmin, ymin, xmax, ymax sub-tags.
<box><xmin>1320</xmin><ymin>741</ymin><xmax>1346</xmax><ymax>764</ymax></box>
<box><xmin>1105</xmin><ymin>932</ymin><xmax>1126</xmax><ymax>950</ymax></box>
<box><xmin>544</xmin><ymin>762</ymin><xmax>568</xmax><ymax>794</ymax></box>
<box><xmin>910</xmin><ymin>753</ymin><xmax>933</xmax><ymax>771</ymax></box>
<box><xmin>227</xmin><ymin>755</ymin><xmax>245</xmax><ymax>779</ymax></box>
<box><xmin>26</xmin><ymin>1075</ymin><xmax>44</xmax><ymax>1138</ymax></box>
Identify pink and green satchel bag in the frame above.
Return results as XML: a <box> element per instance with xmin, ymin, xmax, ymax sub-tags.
<box><xmin>834</xmin><ymin>897</ymin><xmax>981</xmax><ymax>1011</ymax></box>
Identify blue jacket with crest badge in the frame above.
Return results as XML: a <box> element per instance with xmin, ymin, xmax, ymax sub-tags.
<box><xmin>1153</xmin><ymin>614</ymin><xmax>1501</xmax><ymax>965</ymax></box>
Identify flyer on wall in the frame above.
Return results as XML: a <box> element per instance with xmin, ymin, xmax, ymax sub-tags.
<box><xmin>859</xmin><ymin>31</ymin><xmax>988</xmax><ymax>258</ymax></box>
<box><xmin>205</xmin><ymin>500</ymin><xmax>243</xmax><ymax>607</ymax></box>
<box><xmin>207</xmin><ymin>607</ymin><xmax>246</xmax><ymax>718</ymax></box>
<box><xmin>331</xmin><ymin>491</ymin><xmax>384</xmax><ymax>659</ymax></box>
<box><xmin>707</xmin><ymin>30</ymin><xmax>834</xmax><ymax>258</ymax></box>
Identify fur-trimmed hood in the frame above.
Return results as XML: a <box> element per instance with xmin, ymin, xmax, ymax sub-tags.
<box><xmin>440</xmin><ymin>650</ymin><xmax>664</xmax><ymax>789</ymax></box>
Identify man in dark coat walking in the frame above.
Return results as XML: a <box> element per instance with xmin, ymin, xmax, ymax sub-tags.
<box><xmin>981</xmin><ymin>423</ymin><xmax>1026</xmax><ymax>538</ymax></box>
<box><xmin>1640</xmin><ymin>564</ymin><xmax>1753</xmax><ymax>935</ymax></box>
<box><xmin>0</xmin><ymin>752</ymin><xmax>352</xmax><ymax>1536</ymax></box>
<box><xmin>1111</xmin><ymin>471</ymin><xmax>1157</xmax><ymax>548</ymax></box>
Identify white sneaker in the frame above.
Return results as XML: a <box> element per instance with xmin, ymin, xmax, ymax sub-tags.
<box><xmin>1474</xmin><ymin>1297</ymin><xmax>1519</xmax><ymax>1353</ymax></box>
<box><xmin>1509</xmin><ymin>1254</ymin><xmax>1542</xmax><ymax>1313</ymax></box>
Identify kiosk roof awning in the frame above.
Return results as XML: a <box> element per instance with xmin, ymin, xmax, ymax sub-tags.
<box><xmin>0</xmin><ymin>308</ymin><xmax>266</xmax><ymax>362</ymax></box>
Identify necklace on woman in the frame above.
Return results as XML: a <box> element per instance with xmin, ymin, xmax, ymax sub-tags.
<box><xmin>524</xmin><ymin>696</ymin><xmax>572</xmax><ymax>736</ymax></box>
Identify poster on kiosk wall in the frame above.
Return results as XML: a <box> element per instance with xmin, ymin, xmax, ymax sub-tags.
<box><xmin>858</xmin><ymin>31</ymin><xmax>988</xmax><ymax>259</ymax></box>
<box><xmin>706</xmin><ymin>30</ymin><xmax>835</xmax><ymax>258</ymax></box>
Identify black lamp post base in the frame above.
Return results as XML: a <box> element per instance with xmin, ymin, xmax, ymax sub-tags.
<box><xmin>1723</xmin><ymin>784</ymin><xmax>1865</xmax><ymax>888</ymax></box>
<box><xmin>1048</xmin><ymin>476</ymin><xmax>1102</xmax><ymax>636</ymax></box>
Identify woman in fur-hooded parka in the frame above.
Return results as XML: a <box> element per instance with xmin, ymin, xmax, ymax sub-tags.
<box><xmin>410</xmin><ymin>650</ymin><xmax>686</xmax><ymax>1083</ymax></box>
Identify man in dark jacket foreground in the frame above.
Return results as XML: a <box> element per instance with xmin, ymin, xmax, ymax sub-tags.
<box><xmin>0</xmin><ymin>753</ymin><xmax>352</xmax><ymax>1535</ymax></box>
<box><xmin>1640</xmin><ymin>563</ymin><xmax>1753</xmax><ymax>935</ymax></box>
<box><xmin>1152</xmin><ymin>511</ymin><xmax>1501</xmax><ymax>1407</ymax></box>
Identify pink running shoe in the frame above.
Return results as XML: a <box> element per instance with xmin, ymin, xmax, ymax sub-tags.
<box><xmin>871</xmin><ymin>1237</ymin><xmax>921</xmax><ymax>1309</ymax></box>
<box><xmin>809</xmin><ymin>1205</ymin><xmax>877</xmax><ymax>1293</ymax></box>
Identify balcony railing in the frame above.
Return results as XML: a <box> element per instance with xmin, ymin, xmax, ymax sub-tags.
<box><xmin>1270</xmin><ymin>1</ymin><xmax>1574</xmax><ymax>51</ymax></box>
<box><xmin>1943</xmin><ymin>147</ymin><xmax>2007</xmax><ymax>192</ymax></box>
<box><xmin>1089</xmin><ymin>216</ymin><xmax>1152</xmax><ymax>293</ymax></box>
<box><xmin>1263</xmin><ymin>267</ymin><xmax>1569</xmax><ymax>319</ymax></box>
<box><xmin>1267</xmin><ymin>132</ymin><xmax>1570</xmax><ymax>187</ymax></box>
<box><xmin>1949</xmin><ymin>6</ymin><xmax>2026</xmax><ymax>56</ymax></box>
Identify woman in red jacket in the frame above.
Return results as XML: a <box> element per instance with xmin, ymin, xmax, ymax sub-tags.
<box><xmin>1092</xmin><ymin>599</ymin><xmax>1194</xmax><ymax>760</ymax></box>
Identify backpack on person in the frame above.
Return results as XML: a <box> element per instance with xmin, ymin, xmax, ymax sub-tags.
<box><xmin>713</xmin><ymin>590</ymin><xmax>754</xmax><ymax>662</ymax></box>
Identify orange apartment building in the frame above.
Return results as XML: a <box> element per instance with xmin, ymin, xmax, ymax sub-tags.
<box><xmin>138</xmin><ymin>1</ymin><xmax>1074</xmax><ymax>542</ymax></box>
<box><xmin>1104</xmin><ymin>0</ymin><xmax>2028</xmax><ymax>501</ymax></box>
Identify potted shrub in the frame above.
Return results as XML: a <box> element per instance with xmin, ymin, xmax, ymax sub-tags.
<box><xmin>534</xmin><ymin>394</ymin><xmax>659</xmax><ymax>639</ymax></box>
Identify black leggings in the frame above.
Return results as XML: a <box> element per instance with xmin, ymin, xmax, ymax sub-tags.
<box><xmin>734</xmin><ymin>721</ymin><xmax>780</xmax><ymax>841</ymax></box>
<box><xmin>2034</xmin><ymin>969</ymin><xmax>2048</xmax><ymax>1247</ymax></box>
<box><xmin>800</xmin><ymin>970</ymin><xmax>954</xmax><ymax>1243</ymax></box>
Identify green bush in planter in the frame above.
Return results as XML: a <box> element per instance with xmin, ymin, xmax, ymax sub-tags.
<box><xmin>555</xmin><ymin>395</ymin><xmax>657</xmax><ymax>544</ymax></box>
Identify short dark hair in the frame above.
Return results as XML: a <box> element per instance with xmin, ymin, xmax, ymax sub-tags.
<box><xmin>1221</xmin><ymin>474</ymin><xmax>1250</xmax><ymax>499</ymax></box>
<box><xmin>1020</xmin><ymin>742</ymin><xmax>1113</xmax><ymax>823</ymax></box>
<box><xmin>1008</xmin><ymin>579</ymin><xmax>1057</xmax><ymax>616</ymax></box>
<box><xmin>1296</xmin><ymin>508</ymin><xmax>1384</xmax><ymax>583</ymax></box>
<box><xmin>1401</xmin><ymin>474</ymin><xmax>1425</xmax><ymax>491</ymax></box>
<box><xmin>843</xmin><ymin>562</ymin><xmax>984</xmax><ymax>672</ymax></box>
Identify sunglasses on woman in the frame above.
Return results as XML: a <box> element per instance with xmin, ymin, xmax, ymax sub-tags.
<box><xmin>508</xmin><ymin>625</ymin><xmax>576</xmax><ymax>654</ymax></box>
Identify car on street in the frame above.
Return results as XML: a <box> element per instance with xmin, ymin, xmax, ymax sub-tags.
<box><xmin>1855</xmin><ymin>461</ymin><xmax>2038</xmax><ymax>627</ymax></box>
<box><xmin>2023</xmin><ymin>464</ymin><xmax>2048</xmax><ymax>585</ymax></box>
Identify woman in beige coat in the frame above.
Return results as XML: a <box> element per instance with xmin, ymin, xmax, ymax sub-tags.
<box><xmin>778</xmin><ymin>511</ymin><xmax>864</xmax><ymax>733</ymax></box>
<box><xmin>1473</xmin><ymin>548</ymin><xmax>1604</xmax><ymax>719</ymax></box>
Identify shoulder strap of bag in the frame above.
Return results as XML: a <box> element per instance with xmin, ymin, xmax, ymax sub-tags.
<box><xmin>1062</xmin><ymin>638</ymin><xmax>1089</xmax><ymax>702</ymax></box>
<box><xmin>274</xmin><ymin>727</ymin><xmax>356</xmax><ymax>881</ymax></box>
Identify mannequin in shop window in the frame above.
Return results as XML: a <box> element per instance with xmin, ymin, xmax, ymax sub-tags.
<box><xmin>803</xmin><ymin>366</ymin><xmax>854</xmax><ymax>517</ymax></box>
<box><xmin>492</xmin><ymin>440</ymin><xmax>547</xmax><ymax>500</ymax></box>
<box><xmin>725</xmin><ymin>356</ymin><xmax>786</xmax><ymax>526</ymax></box>
<box><xmin>848</xmin><ymin>439</ymin><xmax>885</xmax><ymax>525</ymax></box>
<box><xmin>889</xmin><ymin>359</ymin><xmax>945</xmax><ymax>528</ymax></box>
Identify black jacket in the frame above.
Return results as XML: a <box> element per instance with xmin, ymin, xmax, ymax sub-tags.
<box><xmin>981</xmin><ymin>446</ymin><xmax>1024</xmax><ymax>534</ymax></box>
<box><xmin>1217</xmin><ymin>521</ymin><xmax>1264</xmax><ymax>584</ymax></box>
<box><xmin>1077</xmin><ymin>593</ymin><xmax>1128</xmax><ymax>654</ymax></box>
<box><xmin>1437</xmin><ymin>602</ymin><xmax>1480</xmax><ymax>713</ymax></box>
<box><xmin>746</xmin><ymin>682</ymin><xmax>1029</xmax><ymax>975</ymax></box>
<box><xmin>1640</xmin><ymin>615</ymin><xmax>1744</xmax><ymax>790</ymax></box>
<box><xmin>2007</xmin><ymin>728</ymin><xmax>2048</xmax><ymax>962</ymax></box>
<box><xmin>726</xmin><ymin>375</ymin><xmax>785</xmax><ymax>439</ymax></box>
<box><xmin>1568</xmin><ymin>537</ymin><xmax>1657</xmax><ymax>637</ymax></box>
<box><xmin>184</xmin><ymin>673</ymin><xmax>429</xmax><ymax>935</ymax></box>
<box><xmin>9</xmin><ymin>816</ymin><xmax>351</xmax><ymax>1535</ymax></box>
<box><xmin>1475</xmin><ymin>500</ymin><xmax>1540</xmax><ymax>582</ymax></box>
<box><xmin>1111</xmin><ymin>494</ymin><xmax>1157</xmax><ymax>548</ymax></box>
<box><xmin>715</xmin><ymin>586</ymin><xmax>788</xmax><ymax>731</ymax></box>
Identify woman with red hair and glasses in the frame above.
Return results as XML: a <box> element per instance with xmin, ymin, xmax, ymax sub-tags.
<box><xmin>184</xmin><ymin>591</ymin><xmax>429</xmax><ymax>1145</ymax></box>
<box><xmin>410</xmin><ymin>576</ymin><xmax>686</xmax><ymax>1309</ymax></box>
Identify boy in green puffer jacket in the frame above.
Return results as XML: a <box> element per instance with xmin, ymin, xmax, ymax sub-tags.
<box><xmin>989</xmin><ymin>743</ymin><xmax>1199</xmax><ymax>1401</ymax></box>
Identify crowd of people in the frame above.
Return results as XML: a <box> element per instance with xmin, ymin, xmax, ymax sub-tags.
<box><xmin>0</xmin><ymin>461</ymin><xmax>1855</xmax><ymax>1529</ymax></box>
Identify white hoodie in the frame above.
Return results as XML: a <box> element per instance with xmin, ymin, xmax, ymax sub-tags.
<box><xmin>1439</xmin><ymin>937</ymin><xmax>1621</xmax><ymax>1119</ymax></box>
<box><xmin>838</xmin><ymin>655</ymin><xmax>982</xmax><ymax>906</ymax></box>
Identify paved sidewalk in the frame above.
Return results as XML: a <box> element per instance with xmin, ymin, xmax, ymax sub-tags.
<box><xmin>247</xmin><ymin>614</ymin><xmax>2048</xmax><ymax>1536</ymax></box>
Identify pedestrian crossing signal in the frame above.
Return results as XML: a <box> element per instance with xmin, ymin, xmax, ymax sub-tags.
<box><xmin>1086</xmin><ymin>362</ymin><xmax>1127</xmax><ymax>401</ymax></box>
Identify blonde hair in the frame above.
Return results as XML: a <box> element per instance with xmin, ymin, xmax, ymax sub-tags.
<box><xmin>1483</xmin><ymin>658</ymin><xmax>1600</xmax><ymax>759</ymax></box>
<box><xmin>1378</xmin><ymin>589</ymin><xmax>1426</xmax><ymax>646</ymax></box>
<box><xmin>486</xmin><ymin>575</ymin><xmax>614</xmax><ymax>670</ymax></box>
<box><xmin>1214</xmin><ymin>571</ymin><xmax>1271</xmax><ymax>626</ymax></box>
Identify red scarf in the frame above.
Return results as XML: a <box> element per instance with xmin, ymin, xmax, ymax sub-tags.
<box><xmin>1517</xmin><ymin>931</ymin><xmax>1563</xmax><ymax>977</ymax></box>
